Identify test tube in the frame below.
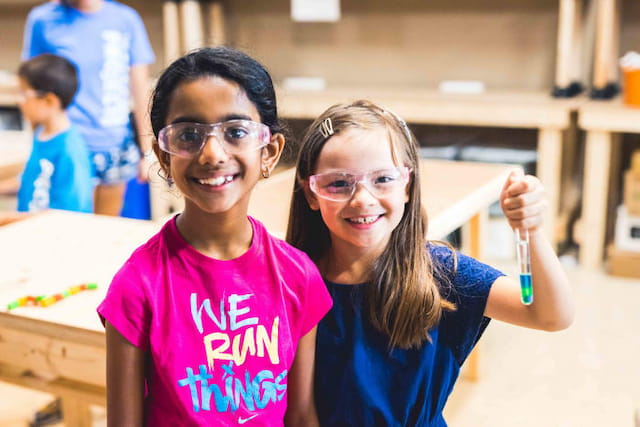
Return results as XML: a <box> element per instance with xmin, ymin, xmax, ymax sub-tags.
<box><xmin>515</xmin><ymin>228</ymin><xmax>533</xmax><ymax>305</ymax></box>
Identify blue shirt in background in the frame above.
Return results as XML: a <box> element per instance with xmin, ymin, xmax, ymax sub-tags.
<box><xmin>18</xmin><ymin>126</ymin><xmax>93</xmax><ymax>213</ymax></box>
<box><xmin>22</xmin><ymin>1</ymin><xmax>155</xmax><ymax>152</ymax></box>
<box><xmin>315</xmin><ymin>245</ymin><xmax>504</xmax><ymax>426</ymax></box>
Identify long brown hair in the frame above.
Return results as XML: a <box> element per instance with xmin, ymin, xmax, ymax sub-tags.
<box><xmin>286</xmin><ymin>100</ymin><xmax>455</xmax><ymax>349</ymax></box>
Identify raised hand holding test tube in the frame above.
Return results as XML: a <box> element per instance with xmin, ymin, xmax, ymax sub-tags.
<box><xmin>500</xmin><ymin>169</ymin><xmax>538</xmax><ymax>306</ymax></box>
<box><xmin>492</xmin><ymin>169</ymin><xmax>574</xmax><ymax>331</ymax></box>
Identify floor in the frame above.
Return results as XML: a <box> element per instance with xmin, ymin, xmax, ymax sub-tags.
<box><xmin>0</xmin><ymin>260</ymin><xmax>638</xmax><ymax>427</ymax></box>
<box><xmin>444</xmin><ymin>260</ymin><xmax>640</xmax><ymax>427</ymax></box>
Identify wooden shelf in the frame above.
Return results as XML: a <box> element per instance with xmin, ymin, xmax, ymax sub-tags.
<box><xmin>0</xmin><ymin>76</ymin><xmax>20</xmax><ymax>107</ymax></box>
<box><xmin>579</xmin><ymin>98</ymin><xmax>640</xmax><ymax>133</ymax></box>
<box><xmin>0</xmin><ymin>130</ymin><xmax>30</xmax><ymax>180</ymax></box>
<box><xmin>278</xmin><ymin>87</ymin><xmax>582</xmax><ymax>129</ymax></box>
<box><xmin>0</xmin><ymin>80</ymin><xmax>583</xmax><ymax>129</ymax></box>
<box><xmin>577</xmin><ymin>96</ymin><xmax>640</xmax><ymax>269</ymax></box>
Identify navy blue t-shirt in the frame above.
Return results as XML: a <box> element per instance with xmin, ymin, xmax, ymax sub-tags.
<box><xmin>315</xmin><ymin>245</ymin><xmax>504</xmax><ymax>426</ymax></box>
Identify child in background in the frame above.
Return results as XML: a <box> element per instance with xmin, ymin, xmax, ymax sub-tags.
<box><xmin>287</xmin><ymin>100</ymin><xmax>574</xmax><ymax>426</ymax></box>
<box><xmin>22</xmin><ymin>0</ymin><xmax>155</xmax><ymax>216</ymax></box>
<box><xmin>0</xmin><ymin>53</ymin><xmax>93</xmax><ymax>224</ymax></box>
<box><xmin>97</xmin><ymin>47</ymin><xmax>332</xmax><ymax>425</ymax></box>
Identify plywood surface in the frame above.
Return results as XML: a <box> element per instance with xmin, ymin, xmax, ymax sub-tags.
<box><xmin>249</xmin><ymin>159</ymin><xmax>515</xmax><ymax>240</ymax></box>
<box><xmin>0</xmin><ymin>211</ymin><xmax>160</xmax><ymax>331</ymax></box>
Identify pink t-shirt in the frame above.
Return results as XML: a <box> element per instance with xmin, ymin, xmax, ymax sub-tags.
<box><xmin>97</xmin><ymin>216</ymin><xmax>332</xmax><ymax>426</ymax></box>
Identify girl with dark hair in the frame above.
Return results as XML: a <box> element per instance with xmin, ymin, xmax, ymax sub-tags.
<box><xmin>98</xmin><ymin>47</ymin><xmax>332</xmax><ymax>426</ymax></box>
<box><xmin>287</xmin><ymin>100</ymin><xmax>574</xmax><ymax>426</ymax></box>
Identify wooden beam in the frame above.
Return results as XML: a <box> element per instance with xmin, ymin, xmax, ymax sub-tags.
<box><xmin>0</xmin><ymin>363</ymin><xmax>105</xmax><ymax>406</ymax></box>
<box><xmin>162</xmin><ymin>0</ymin><xmax>181</xmax><ymax>64</ymax></box>
<box><xmin>180</xmin><ymin>0</ymin><xmax>205</xmax><ymax>52</ymax></box>
<box><xmin>206</xmin><ymin>1</ymin><xmax>226</xmax><ymax>46</ymax></box>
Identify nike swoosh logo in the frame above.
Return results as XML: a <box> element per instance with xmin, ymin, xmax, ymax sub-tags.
<box><xmin>238</xmin><ymin>414</ymin><xmax>259</xmax><ymax>424</ymax></box>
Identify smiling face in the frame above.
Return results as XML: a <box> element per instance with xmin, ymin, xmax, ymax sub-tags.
<box><xmin>156</xmin><ymin>75</ymin><xmax>273</xmax><ymax>219</ymax></box>
<box><xmin>305</xmin><ymin>126</ymin><xmax>410</xmax><ymax>256</ymax></box>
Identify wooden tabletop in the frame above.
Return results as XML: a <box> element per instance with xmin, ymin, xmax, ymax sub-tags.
<box><xmin>0</xmin><ymin>211</ymin><xmax>160</xmax><ymax>333</ymax></box>
<box><xmin>0</xmin><ymin>159</ymin><xmax>514</xmax><ymax>335</ymax></box>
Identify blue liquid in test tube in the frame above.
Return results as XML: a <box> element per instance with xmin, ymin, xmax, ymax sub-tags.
<box><xmin>516</xmin><ymin>229</ymin><xmax>533</xmax><ymax>305</ymax></box>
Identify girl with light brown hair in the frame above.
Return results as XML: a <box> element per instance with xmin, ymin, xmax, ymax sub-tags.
<box><xmin>287</xmin><ymin>100</ymin><xmax>574</xmax><ymax>426</ymax></box>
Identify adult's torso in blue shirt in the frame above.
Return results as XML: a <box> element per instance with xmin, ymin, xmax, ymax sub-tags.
<box><xmin>315</xmin><ymin>245</ymin><xmax>504</xmax><ymax>426</ymax></box>
<box><xmin>18</xmin><ymin>126</ymin><xmax>93</xmax><ymax>213</ymax></box>
<box><xmin>23</xmin><ymin>1</ymin><xmax>155</xmax><ymax>151</ymax></box>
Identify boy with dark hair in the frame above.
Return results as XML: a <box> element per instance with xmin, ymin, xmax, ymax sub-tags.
<box><xmin>0</xmin><ymin>53</ymin><xmax>93</xmax><ymax>222</ymax></box>
<box><xmin>18</xmin><ymin>53</ymin><xmax>78</xmax><ymax>109</ymax></box>
<box><xmin>23</xmin><ymin>0</ymin><xmax>155</xmax><ymax>216</ymax></box>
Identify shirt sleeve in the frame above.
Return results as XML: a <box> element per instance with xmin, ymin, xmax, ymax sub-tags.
<box><xmin>127</xmin><ymin>9</ymin><xmax>155</xmax><ymax>66</ymax></box>
<box><xmin>298</xmin><ymin>257</ymin><xmax>333</xmax><ymax>339</ymax></box>
<box><xmin>22</xmin><ymin>10</ymin><xmax>46</xmax><ymax>59</ymax></box>
<box><xmin>97</xmin><ymin>258</ymin><xmax>151</xmax><ymax>349</ymax></box>
<box><xmin>433</xmin><ymin>245</ymin><xmax>504</xmax><ymax>365</ymax></box>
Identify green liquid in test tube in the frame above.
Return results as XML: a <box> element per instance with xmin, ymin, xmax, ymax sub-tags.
<box><xmin>516</xmin><ymin>228</ymin><xmax>533</xmax><ymax>305</ymax></box>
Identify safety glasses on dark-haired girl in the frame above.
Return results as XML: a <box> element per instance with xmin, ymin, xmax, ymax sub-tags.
<box><xmin>158</xmin><ymin>119</ymin><xmax>271</xmax><ymax>158</ymax></box>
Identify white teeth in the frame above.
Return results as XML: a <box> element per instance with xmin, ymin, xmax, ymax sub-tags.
<box><xmin>349</xmin><ymin>215</ymin><xmax>379</xmax><ymax>224</ymax></box>
<box><xmin>198</xmin><ymin>175</ymin><xmax>234</xmax><ymax>186</ymax></box>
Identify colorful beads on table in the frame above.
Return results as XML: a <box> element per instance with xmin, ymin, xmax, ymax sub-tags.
<box><xmin>6</xmin><ymin>283</ymin><xmax>98</xmax><ymax>310</ymax></box>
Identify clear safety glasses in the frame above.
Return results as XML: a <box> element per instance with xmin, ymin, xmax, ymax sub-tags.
<box><xmin>309</xmin><ymin>166</ymin><xmax>410</xmax><ymax>201</ymax></box>
<box><xmin>157</xmin><ymin>119</ymin><xmax>271</xmax><ymax>158</ymax></box>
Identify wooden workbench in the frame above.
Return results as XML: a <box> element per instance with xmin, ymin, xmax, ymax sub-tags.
<box><xmin>0</xmin><ymin>212</ymin><xmax>158</xmax><ymax>426</ymax></box>
<box><xmin>0</xmin><ymin>159</ymin><xmax>515</xmax><ymax>425</ymax></box>
<box><xmin>278</xmin><ymin>87</ymin><xmax>579</xmax><ymax>244</ymax></box>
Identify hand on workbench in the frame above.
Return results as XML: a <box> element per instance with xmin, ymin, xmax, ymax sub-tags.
<box><xmin>500</xmin><ymin>170</ymin><xmax>547</xmax><ymax>233</ymax></box>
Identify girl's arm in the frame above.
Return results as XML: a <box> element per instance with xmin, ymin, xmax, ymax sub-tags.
<box><xmin>284</xmin><ymin>326</ymin><xmax>320</xmax><ymax>427</ymax></box>
<box><xmin>484</xmin><ymin>171</ymin><xmax>575</xmax><ymax>331</ymax></box>
<box><xmin>105</xmin><ymin>320</ymin><xmax>145</xmax><ymax>427</ymax></box>
<box><xmin>129</xmin><ymin>63</ymin><xmax>153</xmax><ymax>182</ymax></box>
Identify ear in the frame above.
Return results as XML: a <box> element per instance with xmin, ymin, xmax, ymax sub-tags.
<box><xmin>301</xmin><ymin>180</ymin><xmax>320</xmax><ymax>211</ymax></box>
<box><xmin>152</xmin><ymin>138</ymin><xmax>171</xmax><ymax>179</ymax></box>
<box><xmin>404</xmin><ymin>173</ymin><xmax>412</xmax><ymax>204</ymax></box>
<box><xmin>261</xmin><ymin>133</ymin><xmax>285</xmax><ymax>177</ymax></box>
<box><xmin>43</xmin><ymin>92</ymin><xmax>61</xmax><ymax>109</ymax></box>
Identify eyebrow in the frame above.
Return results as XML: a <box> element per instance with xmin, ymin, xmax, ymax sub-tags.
<box><xmin>169</xmin><ymin>114</ymin><xmax>254</xmax><ymax>125</ymax></box>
